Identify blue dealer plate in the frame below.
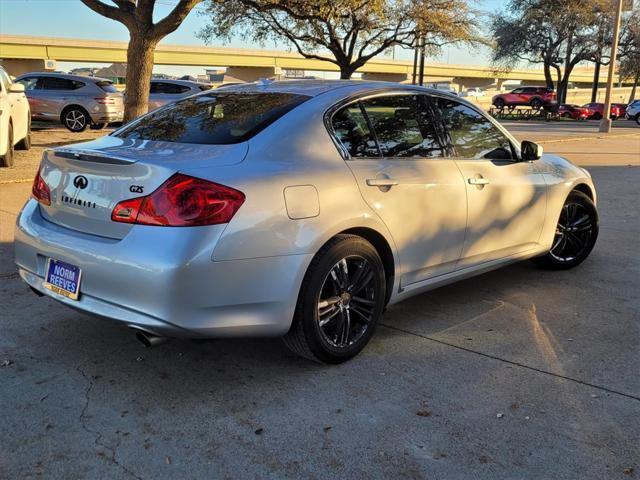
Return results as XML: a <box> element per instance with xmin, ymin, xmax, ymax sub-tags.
<box><xmin>43</xmin><ymin>258</ymin><xmax>82</xmax><ymax>300</ymax></box>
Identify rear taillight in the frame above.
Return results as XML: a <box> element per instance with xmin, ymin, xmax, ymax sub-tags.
<box><xmin>111</xmin><ymin>174</ymin><xmax>245</xmax><ymax>227</ymax></box>
<box><xmin>95</xmin><ymin>97</ymin><xmax>116</xmax><ymax>105</ymax></box>
<box><xmin>32</xmin><ymin>166</ymin><xmax>51</xmax><ymax>206</ymax></box>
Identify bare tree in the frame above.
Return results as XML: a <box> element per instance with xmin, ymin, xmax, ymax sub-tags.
<box><xmin>199</xmin><ymin>0</ymin><xmax>481</xmax><ymax>80</ymax></box>
<box><xmin>491</xmin><ymin>0</ymin><xmax>615</xmax><ymax>104</ymax></box>
<box><xmin>80</xmin><ymin>0</ymin><xmax>201</xmax><ymax>121</ymax></box>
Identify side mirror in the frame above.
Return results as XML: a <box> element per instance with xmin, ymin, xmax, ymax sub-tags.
<box><xmin>9</xmin><ymin>83</ymin><xmax>25</xmax><ymax>94</ymax></box>
<box><xmin>521</xmin><ymin>140</ymin><xmax>543</xmax><ymax>161</ymax></box>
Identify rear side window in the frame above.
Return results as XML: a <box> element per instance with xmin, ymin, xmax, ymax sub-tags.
<box><xmin>150</xmin><ymin>82</ymin><xmax>191</xmax><ymax>94</ymax></box>
<box><xmin>42</xmin><ymin>77</ymin><xmax>85</xmax><ymax>90</ymax></box>
<box><xmin>115</xmin><ymin>92</ymin><xmax>309</xmax><ymax>144</ymax></box>
<box><xmin>360</xmin><ymin>95</ymin><xmax>443</xmax><ymax>158</ymax></box>
<box><xmin>96</xmin><ymin>80</ymin><xmax>118</xmax><ymax>93</ymax></box>
<box><xmin>434</xmin><ymin>98</ymin><xmax>513</xmax><ymax>160</ymax></box>
<box><xmin>331</xmin><ymin>103</ymin><xmax>379</xmax><ymax>157</ymax></box>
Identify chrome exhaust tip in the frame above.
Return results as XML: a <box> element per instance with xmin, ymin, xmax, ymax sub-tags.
<box><xmin>134</xmin><ymin>330</ymin><xmax>168</xmax><ymax>348</ymax></box>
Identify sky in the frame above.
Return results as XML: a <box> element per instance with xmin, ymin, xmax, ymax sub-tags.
<box><xmin>0</xmin><ymin>0</ymin><xmax>507</xmax><ymax>77</ymax></box>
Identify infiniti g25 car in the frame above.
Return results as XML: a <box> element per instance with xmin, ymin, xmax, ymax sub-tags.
<box><xmin>15</xmin><ymin>81</ymin><xmax>599</xmax><ymax>363</ymax></box>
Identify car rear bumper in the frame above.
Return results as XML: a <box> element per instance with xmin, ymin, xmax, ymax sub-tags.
<box><xmin>14</xmin><ymin>199</ymin><xmax>310</xmax><ymax>338</ymax></box>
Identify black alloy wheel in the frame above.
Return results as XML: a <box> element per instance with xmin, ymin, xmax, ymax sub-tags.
<box><xmin>283</xmin><ymin>235</ymin><xmax>386</xmax><ymax>363</ymax></box>
<box><xmin>533</xmin><ymin>191</ymin><xmax>598</xmax><ymax>270</ymax></box>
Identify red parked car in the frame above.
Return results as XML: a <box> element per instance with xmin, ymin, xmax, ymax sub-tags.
<box><xmin>582</xmin><ymin>103</ymin><xmax>622</xmax><ymax>120</ymax></box>
<box><xmin>558</xmin><ymin>104</ymin><xmax>592</xmax><ymax>120</ymax></box>
<box><xmin>613</xmin><ymin>103</ymin><xmax>627</xmax><ymax>118</ymax></box>
<box><xmin>492</xmin><ymin>86</ymin><xmax>557</xmax><ymax>110</ymax></box>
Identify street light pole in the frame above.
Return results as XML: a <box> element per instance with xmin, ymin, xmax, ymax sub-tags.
<box><xmin>599</xmin><ymin>0</ymin><xmax>624</xmax><ymax>133</ymax></box>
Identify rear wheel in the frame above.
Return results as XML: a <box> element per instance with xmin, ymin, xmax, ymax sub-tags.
<box><xmin>635</xmin><ymin>114</ymin><xmax>640</xmax><ymax>126</ymax></box>
<box><xmin>62</xmin><ymin>107</ymin><xmax>90</xmax><ymax>132</ymax></box>
<box><xmin>532</xmin><ymin>191</ymin><xmax>598</xmax><ymax>270</ymax></box>
<box><xmin>1</xmin><ymin>123</ymin><xmax>15</xmax><ymax>168</ymax></box>
<box><xmin>283</xmin><ymin>235</ymin><xmax>386</xmax><ymax>363</ymax></box>
<box><xmin>592</xmin><ymin>112</ymin><xmax>602</xmax><ymax>120</ymax></box>
<box><xmin>530</xmin><ymin>98</ymin><xmax>543</xmax><ymax>110</ymax></box>
<box><xmin>561</xmin><ymin>112</ymin><xmax>573</xmax><ymax>119</ymax></box>
<box><xmin>90</xmin><ymin>122</ymin><xmax>108</xmax><ymax>130</ymax></box>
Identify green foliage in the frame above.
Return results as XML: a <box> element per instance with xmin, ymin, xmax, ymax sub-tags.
<box><xmin>199</xmin><ymin>0</ymin><xmax>482</xmax><ymax>78</ymax></box>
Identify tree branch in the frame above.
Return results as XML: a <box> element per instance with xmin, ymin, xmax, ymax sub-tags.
<box><xmin>79</xmin><ymin>0</ymin><xmax>132</xmax><ymax>26</ymax></box>
<box><xmin>153</xmin><ymin>0</ymin><xmax>202</xmax><ymax>38</ymax></box>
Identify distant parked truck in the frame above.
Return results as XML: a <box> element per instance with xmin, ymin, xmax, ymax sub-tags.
<box><xmin>460</xmin><ymin>88</ymin><xmax>485</xmax><ymax>98</ymax></box>
<box><xmin>492</xmin><ymin>86</ymin><xmax>557</xmax><ymax>110</ymax></box>
<box><xmin>15</xmin><ymin>72</ymin><xmax>124</xmax><ymax>132</ymax></box>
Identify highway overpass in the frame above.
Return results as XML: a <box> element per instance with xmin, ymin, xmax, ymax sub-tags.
<box><xmin>0</xmin><ymin>34</ymin><xmax>622</xmax><ymax>89</ymax></box>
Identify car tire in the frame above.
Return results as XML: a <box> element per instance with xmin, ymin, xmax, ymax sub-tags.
<box><xmin>636</xmin><ymin>114</ymin><xmax>640</xmax><ymax>126</ymax></box>
<box><xmin>592</xmin><ymin>112</ymin><xmax>602</xmax><ymax>120</ymax></box>
<box><xmin>90</xmin><ymin>123</ymin><xmax>108</xmax><ymax>130</ymax></box>
<box><xmin>283</xmin><ymin>234</ymin><xmax>386</xmax><ymax>364</ymax></box>
<box><xmin>532</xmin><ymin>191</ymin><xmax>598</xmax><ymax>270</ymax></box>
<box><xmin>561</xmin><ymin>112</ymin><xmax>572</xmax><ymax>119</ymax></box>
<box><xmin>0</xmin><ymin>122</ymin><xmax>15</xmax><ymax>168</ymax></box>
<box><xmin>61</xmin><ymin>107</ymin><xmax>90</xmax><ymax>132</ymax></box>
<box><xmin>530</xmin><ymin>98</ymin><xmax>543</xmax><ymax>110</ymax></box>
<box><xmin>15</xmin><ymin>120</ymin><xmax>31</xmax><ymax>151</ymax></box>
<box><xmin>494</xmin><ymin>98</ymin><xmax>505</xmax><ymax>109</ymax></box>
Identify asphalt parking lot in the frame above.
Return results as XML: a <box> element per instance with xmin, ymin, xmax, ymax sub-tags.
<box><xmin>1</xmin><ymin>122</ymin><xmax>639</xmax><ymax>479</ymax></box>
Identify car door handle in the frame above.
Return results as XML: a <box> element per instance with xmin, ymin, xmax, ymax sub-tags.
<box><xmin>468</xmin><ymin>177</ymin><xmax>490</xmax><ymax>185</ymax></box>
<box><xmin>366</xmin><ymin>179</ymin><xmax>398</xmax><ymax>187</ymax></box>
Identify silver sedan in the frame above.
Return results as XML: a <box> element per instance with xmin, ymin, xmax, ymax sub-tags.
<box><xmin>15</xmin><ymin>81</ymin><xmax>599</xmax><ymax>363</ymax></box>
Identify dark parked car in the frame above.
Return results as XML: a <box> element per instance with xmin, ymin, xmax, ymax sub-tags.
<box><xmin>582</xmin><ymin>103</ymin><xmax>622</xmax><ymax>120</ymax></box>
<box><xmin>558</xmin><ymin>104</ymin><xmax>592</xmax><ymax>120</ymax></box>
<box><xmin>492</xmin><ymin>87</ymin><xmax>557</xmax><ymax>110</ymax></box>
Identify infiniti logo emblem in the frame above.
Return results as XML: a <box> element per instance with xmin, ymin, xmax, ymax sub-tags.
<box><xmin>73</xmin><ymin>175</ymin><xmax>88</xmax><ymax>190</ymax></box>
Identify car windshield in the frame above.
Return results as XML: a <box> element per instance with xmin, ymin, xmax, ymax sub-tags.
<box><xmin>114</xmin><ymin>92</ymin><xmax>309</xmax><ymax>144</ymax></box>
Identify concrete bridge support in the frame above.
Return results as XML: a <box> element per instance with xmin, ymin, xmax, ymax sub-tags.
<box><xmin>225</xmin><ymin>66</ymin><xmax>282</xmax><ymax>82</ymax></box>
<box><xmin>0</xmin><ymin>58</ymin><xmax>54</xmax><ymax>77</ymax></box>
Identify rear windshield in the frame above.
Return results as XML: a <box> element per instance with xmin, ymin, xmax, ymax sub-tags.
<box><xmin>96</xmin><ymin>81</ymin><xmax>119</xmax><ymax>93</ymax></box>
<box><xmin>114</xmin><ymin>92</ymin><xmax>309</xmax><ymax>144</ymax></box>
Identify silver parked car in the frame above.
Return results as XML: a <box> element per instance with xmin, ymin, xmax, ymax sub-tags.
<box><xmin>15</xmin><ymin>73</ymin><xmax>124</xmax><ymax>132</ymax></box>
<box><xmin>147</xmin><ymin>79</ymin><xmax>212</xmax><ymax>111</ymax></box>
<box><xmin>15</xmin><ymin>81</ymin><xmax>598</xmax><ymax>363</ymax></box>
<box><xmin>626</xmin><ymin>99</ymin><xmax>640</xmax><ymax>125</ymax></box>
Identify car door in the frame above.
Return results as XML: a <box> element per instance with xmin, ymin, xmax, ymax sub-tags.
<box><xmin>16</xmin><ymin>76</ymin><xmax>44</xmax><ymax>119</ymax></box>
<box><xmin>0</xmin><ymin>69</ymin><xmax>27</xmax><ymax>141</ymax></box>
<box><xmin>40</xmin><ymin>77</ymin><xmax>86</xmax><ymax>119</ymax></box>
<box><xmin>432</xmin><ymin>97</ymin><xmax>547</xmax><ymax>267</ymax></box>
<box><xmin>332</xmin><ymin>93</ymin><xmax>468</xmax><ymax>287</ymax></box>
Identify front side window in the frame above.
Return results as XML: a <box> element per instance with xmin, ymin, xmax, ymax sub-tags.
<box><xmin>331</xmin><ymin>103</ymin><xmax>379</xmax><ymax>158</ymax></box>
<box><xmin>360</xmin><ymin>95</ymin><xmax>443</xmax><ymax>158</ymax></box>
<box><xmin>115</xmin><ymin>92</ymin><xmax>309</xmax><ymax>145</ymax></box>
<box><xmin>435</xmin><ymin>98</ymin><xmax>513</xmax><ymax>160</ymax></box>
<box><xmin>16</xmin><ymin>76</ymin><xmax>39</xmax><ymax>91</ymax></box>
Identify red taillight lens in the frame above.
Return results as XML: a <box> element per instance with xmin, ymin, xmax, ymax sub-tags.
<box><xmin>32</xmin><ymin>166</ymin><xmax>51</xmax><ymax>206</ymax></box>
<box><xmin>95</xmin><ymin>97</ymin><xmax>116</xmax><ymax>105</ymax></box>
<box><xmin>111</xmin><ymin>174</ymin><xmax>245</xmax><ymax>227</ymax></box>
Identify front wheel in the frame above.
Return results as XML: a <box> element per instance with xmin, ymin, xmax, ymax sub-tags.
<box><xmin>494</xmin><ymin>98</ymin><xmax>505</xmax><ymax>109</ymax></box>
<box><xmin>532</xmin><ymin>191</ymin><xmax>598</xmax><ymax>270</ymax></box>
<box><xmin>283</xmin><ymin>235</ymin><xmax>386</xmax><ymax>363</ymax></box>
<box><xmin>636</xmin><ymin>114</ymin><xmax>640</xmax><ymax>126</ymax></box>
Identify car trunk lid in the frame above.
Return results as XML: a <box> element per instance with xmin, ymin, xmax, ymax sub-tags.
<box><xmin>37</xmin><ymin>136</ymin><xmax>248</xmax><ymax>239</ymax></box>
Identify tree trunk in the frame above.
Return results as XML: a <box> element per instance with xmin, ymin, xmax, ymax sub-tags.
<box><xmin>630</xmin><ymin>75</ymin><xmax>638</xmax><ymax>103</ymax></box>
<box><xmin>339</xmin><ymin>64</ymin><xmax>356</xmax><ymax>80</ymax></box>
<box><xmin>543</xmin><ymin>63</ymin><xmax>554</xmax><ymax>90</ymax></box>
<box><xmin>591</xmin><ymin>61</ymin><xmax>601</xmax><ymax>103</ymax></box>
<box><xmin>124</xmin><ymin>32</ymin><xmax>159</xmax><ymax>122</ymax></box>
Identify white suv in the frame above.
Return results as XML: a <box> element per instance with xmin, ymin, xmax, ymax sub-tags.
<box><xmin>626</xmin><ymin>100</ymin><xmax>640</xmax><ymax>125</ymax></box>
<box><xmin>0</xmin><ymin>66</ymin><xmax>31</xmax><ymax>167</ymax></box>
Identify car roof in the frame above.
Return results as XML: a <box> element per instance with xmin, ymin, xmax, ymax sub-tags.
<box><xmin>15</xmin><ymin>72</ymin><xmax>112</xmax><ymax>83</ymax></box>
<box><xmin>213</xmin><ymin>79</ymin><xmax>455</xmax><ymax>98</ymax></box>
